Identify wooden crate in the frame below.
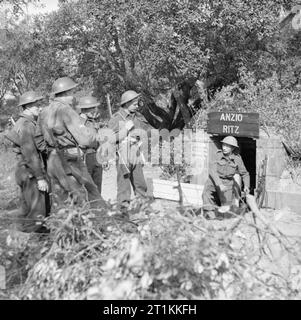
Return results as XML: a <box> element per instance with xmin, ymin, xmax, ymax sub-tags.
<box><xmin>147</xmin><ymin>178</ymin><xmax>204</xmax><ymax>206</ymax></box>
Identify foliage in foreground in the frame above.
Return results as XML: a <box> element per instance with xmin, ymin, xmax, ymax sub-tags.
<box><xmin>1</xmin><ymin>199</ymin><xmax>301</xmax><ymax>300</ymax></box>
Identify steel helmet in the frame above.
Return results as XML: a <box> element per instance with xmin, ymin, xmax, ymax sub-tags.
<box><xmin>51</xmin><ymin>77</ymin><xmax>78</xmax><ymax>95</ymax></box>
<box><xmin>18</xmin><ymin>91</ymin><xmax>44</xmax><ymax>107</ymax></box>
<box><xmin>78</xmin><ymin>96</ymin><xmax>100</xmax><ymax>109</ymax></box>
<box><xmin>120</xmin><ymin>90</ymin><xmax>141</xmax><ymax>106</ymax></box>
<box><xmin>221</xmin><ymin>136</ymin><xmax>239</xmax><ymax>148</ymax></box>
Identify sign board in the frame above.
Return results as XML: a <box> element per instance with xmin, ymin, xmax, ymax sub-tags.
<box><xmin>207</xmin><ymin>112</ymin><xmax>260</xmax><ymax>138</ymax></box>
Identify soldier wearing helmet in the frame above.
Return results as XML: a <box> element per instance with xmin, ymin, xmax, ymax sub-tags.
<box><xmin>5</xmin><ymin>91</ymin><xmax>50</xmax><ymax>232</ymax></box>
<box><xmin>34</xmin><ymin>77</ymin><xmax>107</xmax><ymax>209</ymax></box>
<box><xmin>108</xmin><ymin>90</ymin><xmax>150</xmax><ymax>217</ymax></box>
<box><xmin>202</xmin><ymin>135</ymin><xmax>250</xmax><ymax>219</ymax></box>
<box><xmin>77</xmin><ymin>95</ymin><xmax>103</xmax><ymax>194</ymax></box>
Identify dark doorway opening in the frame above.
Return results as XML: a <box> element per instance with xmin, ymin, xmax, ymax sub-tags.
<box><xmin>210</xmin><ymin>136</ymin><xmax>257</xmax><ymax>194</ymax></box>
<box><xmin>237</xmin><ymin>137</ymin><xmax>256</xmax><ymax>194</ymax></box>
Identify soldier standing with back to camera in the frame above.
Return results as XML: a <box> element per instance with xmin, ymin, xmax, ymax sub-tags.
<box><xmin>34</xmin><ymin>77</ymin><xmax>106</xmax><ymax>208</ymax></box>
<box><xmin>77</xmin><ymin>96</ymin><xmax>103</xmax><ymax>195</ymax></box>
<box><xmin>5</xmin><ymin>91</ymin><xmax>50</xmax><ymax>233</ymax></box>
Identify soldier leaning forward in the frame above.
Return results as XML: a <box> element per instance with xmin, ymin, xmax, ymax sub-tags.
<box><xmin>34</xmin><ymin>77</ymin><xmax>107</xmax><ymax>209</ymax></box>
<box><xmin>108</xmin><ymin>90</ymin><xmax>151</xmax><ymax>216</ymax></box>
<box><xmin>202</xmin><ymin>136</ymin><xmax>250</xmax><ymax>219</ymax></box>
<box><xmin>77</xmin><ymin>96</ymin><xmax>103</xmax><ymax>195</ymax></box>
<box><xmin>5</xmin><ymin>91</ymin><xmax>50</xmax><ymax>233</ymax></box>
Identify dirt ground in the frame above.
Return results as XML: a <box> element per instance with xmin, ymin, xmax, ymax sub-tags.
<box><xmin>101</xmin><ymin>163</ymin><xmax>163</xmax><ymax>202</ymax></box>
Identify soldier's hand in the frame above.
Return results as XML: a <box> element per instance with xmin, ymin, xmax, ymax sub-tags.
<box><xmin>37</xmin><ymin>179</ymin><xmax>49</xmax><ymax>192</ymax></box>
<box><xmin>125</xmin><ymin>120</ymin><xmax>134</xmax><ymax>131</ymax></box>
<box><xmin>244</xmin><ymin>187</ymin><xmax>250</xmax><ymax>195</ymax></box>
<box><xmin>102</xmin><ymin>161</ymin><xmax>110</xmax><ymax>171</ymax></box>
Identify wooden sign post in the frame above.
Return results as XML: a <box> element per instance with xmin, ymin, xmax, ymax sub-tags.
<box><xmin>207</xmin><ymin>111</ymin><xmax>260</xmax><ymax>138</ymax></box>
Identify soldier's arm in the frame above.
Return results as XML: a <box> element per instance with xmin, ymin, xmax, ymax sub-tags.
<box><xmin>20</xmin><ymin>122</ymin><xmax>45</xmax><ymax>180</ymax></box>
<box><xmin>82</xmin><ymin>120</ymin><xmax>99</xmax><ymax>149</ymax></box>
<box><xmin>34</xmin><ymin>115</ymin><xmax>48</xmax><ymax>152</ymax></box>
<box><xmin>237</xmin><ymin>156</ymin><xmax>250</xmax><ymax>189</ymax></box>
<box><xmin>61</xmin><ymin>105</ymin><xmax>97</xmax><ymax>147</ymax></box>
<box><xmin>208</xmin><ymin>161</ymin><xmax>223</xmax><ymax>187</ymax></box>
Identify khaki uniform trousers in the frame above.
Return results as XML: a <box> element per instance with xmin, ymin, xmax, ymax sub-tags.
<box><xmin>15</xmin><ymin>163</ymin><xmax>50</xmax><ymax>232</ymax></box>
<box><xmin>47</xmin><ymin>150</ymin><xmax>106</xmax><ymax>208</ymax></box>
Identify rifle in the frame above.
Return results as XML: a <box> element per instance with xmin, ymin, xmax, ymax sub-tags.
<box><xmin>9</xmin><ymin>116</ymin><xmax>16</xmax><ymax>126</ymax></box>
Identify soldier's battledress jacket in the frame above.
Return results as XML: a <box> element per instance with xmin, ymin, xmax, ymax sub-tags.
<box><xmin>5</xmin><ymin>112</ymin><xmax>49</xmax><ymax>232</ymax></box>
<box><xmin>81</xmin><ymin>116</ymin><xmax>100</xmax><ymax>151</ymax></box>
<box><xmin>108</xmin><ymin>108</ymin><xmax>151</xmax><ymax>164</ymax></box>
<box><xmin>34</xmin><ymin>97</ymin><xmax>105</xmax><ymax>207</ymax></box>
<box><xmin>107</xmin><ymin>107</ymin><xmax>150</xmax><ymax>211</ymax></box>
<box><xmin>35</xmin><ymin>97</ymin><xmax>97</xmax><ymax>151</ymax></box>
<box><xmin>80</xmin><ymin>115</ymin><xmax>103</xmax><ymax>195</ymax></box>
<box><xmin>12</xmin><ymin>113</ymin><xmax>46</xmax><ymax>180</ymax></box>
<box><xmin>209</xmin><ymin>150</ymin><xmax>250</xmax><ymax>188</ymax></box>
<box><xmin>108</xmin><ymin>108</ymin><xmax>151</xmax><ymax>139</ymax></box>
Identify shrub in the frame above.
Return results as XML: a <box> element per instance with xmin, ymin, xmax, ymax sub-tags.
<box><xmin>11</xmin><ymin>201</ymin><xmax>301</xmax><ymax>300</ymax></box>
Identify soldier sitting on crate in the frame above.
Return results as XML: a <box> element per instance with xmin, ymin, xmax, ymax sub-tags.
<box><xmin>202</xmin><ymin>136</ymin><xmax>250</xmax><ymax>219</ymax></box>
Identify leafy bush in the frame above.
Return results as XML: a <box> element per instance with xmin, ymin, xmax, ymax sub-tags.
<box><xmin>159</xmin><ymin>134</ymin><xmax>191</xmax><ymax>182</ymax></box>
<box><xmin>5</xmin><ymin>200</ymin><xmax>299</xmax><ymax>300</ymax></box>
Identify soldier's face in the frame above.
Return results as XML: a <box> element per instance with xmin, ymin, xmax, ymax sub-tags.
<box><xmin>29</xmin><ymin>105</ymin><xmax>40</xmax><ymax>117</ymax></box>
<box><xmin>81</xmin><ymin>107</ymin><xmax>98</xmax><ymax>119</ymax></box>
<box><xmin>127</xmin><ymin>98</ymin><xmax>139</xmax><ymax>112</ymax></box>
<box><xmin>65</xmin><ymin>88</ymin><xmax>78</xmax><ymax>107</ymax></box>
<box><xmin>62</xmin><ymin>95</ymin><xmax>77</xmax><ymax>107</ymax></box>
<box><xmin>222</xmin><ymin>143</ymin><xmax>234</xmax><ymax>155</ymax></box>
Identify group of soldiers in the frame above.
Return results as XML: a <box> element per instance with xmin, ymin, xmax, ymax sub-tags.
<box><xmin>6</xmin><ymin>77</ymin><xmax>149</xmax><ymax>233</ymax></box>
<box><xmin>5</xmin><ymin>76</ymin><xmax>251</xmax><ymax>233</ymax></box>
